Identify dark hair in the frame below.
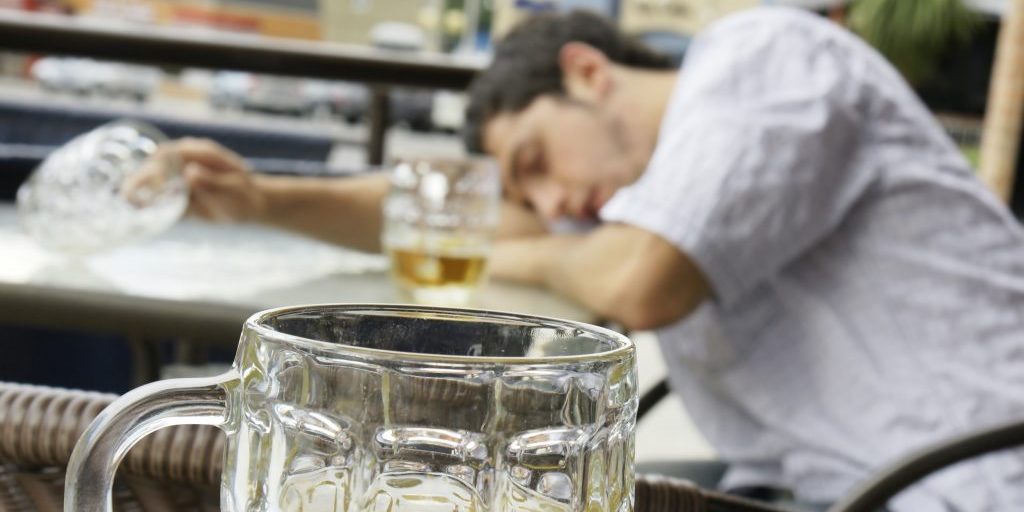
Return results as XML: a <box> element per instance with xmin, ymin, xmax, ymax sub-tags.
<box><xmin>463</xmin><ymin>10</ymin><xmax>673</xmax><ymax>154</ymax></box>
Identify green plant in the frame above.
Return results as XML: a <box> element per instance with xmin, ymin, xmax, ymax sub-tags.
<box><xmin>961</xmin><ymin>143</ymin><xmax>980</xmax><ymax>169</ymax></box>
<box><xmin>848</xmin><ymin>0</ymin><xmax>982</xmax><ymax>85</ymax></box>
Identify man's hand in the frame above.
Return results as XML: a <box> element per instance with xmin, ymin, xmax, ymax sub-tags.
<box><xmin>162</xmin><ymin>137</ymin><xmax>392</xmax><ymax>252</ymax></box>
<box><xmin>165</xmin><ymin>138</ymin><xmax>268</xmax><ymax>223</ymax></box>
<box><xmin>490</xmin><ymin>224</ymin><xmax>710</xmax><ymax>330</ymax></box>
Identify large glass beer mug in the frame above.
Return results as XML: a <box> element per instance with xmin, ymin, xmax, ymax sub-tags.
<box><xmin>66</xmin><ymin>304</ymin><xmax>638</xmax><ymax>511</ymax></box>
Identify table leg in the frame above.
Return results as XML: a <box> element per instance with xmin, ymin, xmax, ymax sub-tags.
<box><xmin>173</xmin><ymin>339</ymin><xmax>208</xmax><ymax>366</ymax></box>
<box><xmin>368</xmin><ymin>86</ymin><xmax>391</xmax><ymax>166</ymax></box>
<box><xmin>127</xmin><ymin>337</ymin><xmax>161</xmax><ymax>387</ymax></box>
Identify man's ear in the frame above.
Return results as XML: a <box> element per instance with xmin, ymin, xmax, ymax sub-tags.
<box><xmin>559</xmin><ymin>42</ymin><xmax>613</xmax><ymax>103</ymax></box>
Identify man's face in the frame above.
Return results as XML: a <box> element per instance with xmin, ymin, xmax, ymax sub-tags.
<box><xmin>482</xmin><ymin>96</ymin><xmax>640</xmax><ymax>221</ymax></box>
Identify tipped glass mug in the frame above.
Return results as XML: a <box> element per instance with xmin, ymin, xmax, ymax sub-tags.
<box><xmin>17</xmin><ymin>120</ymin><xmax>187</xmax><ymax>255</ymax></box>
<box><xmin>66</xmin><ymin>304</ymin><xmax>638</xmax><ymax>511</ymax></box>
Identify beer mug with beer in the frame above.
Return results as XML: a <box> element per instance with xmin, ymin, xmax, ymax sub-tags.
<box><xmin>382</xmin><ymin>158</ymin><xmax>500</xmax><ymax>306</ymax></box>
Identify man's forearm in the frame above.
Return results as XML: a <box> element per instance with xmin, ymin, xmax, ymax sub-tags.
<box><xmin>542</xmin><ymin>235</ymin><xmax>626</xmax><ymax>317</ymax></box>
<box><xmin>489</xmin><ymin>235</ymin><xmax>582</xmax><ymax>287</ymax></box>
<box><xmin>255</xmin><ymin>173</ymin><xmax>389</xmax><ymax>253</ymax></box>
<box><xmin>251</xmin><ymin>174</ymin><xmax>549</xmax><ymax>254</ymax></box>
<box><xmin>490</xmin><ymin>226</ymin><xmax>710</xmax><ymax>330</ymax></box>
<box><xmin>490</xmin><ymin>234</ymin><xmax>623</xmax><ymax>318</ymax></box>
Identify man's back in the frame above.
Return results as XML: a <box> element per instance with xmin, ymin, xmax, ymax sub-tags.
<box><xmin>600</xmin><ymin>8</ymin><xmax>1024</xmax><ymax>510</ymax></box>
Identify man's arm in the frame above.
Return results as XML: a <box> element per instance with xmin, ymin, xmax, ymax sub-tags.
<box><xmin>172</xmin><ymin>138</ymin><xmax>547</xmax><ymax>253</ymax></box>
<box><xmin>253</xmin><ymin>173</ymin><xmax>390</xmax><ymax>252</ymax></box>
<box><xmin>489</xmin><ymin>224</ymin><xmax>711</xmax><ymax>330</ymax></box>
<box><xmin>257</xmin><ymin>177</ymin><xmax>548</xmax><ymax>251</ymax></box>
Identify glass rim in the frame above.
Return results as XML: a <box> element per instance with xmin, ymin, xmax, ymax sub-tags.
<box><xmin>96</xmin><ymin>118</ymin><xmax>169</xmax><ymax>143</ymax></box>
<box><xmin>363</xmin><ymin>154</ymin><xmax>497</xmax><ymax>175</ymax></box>
<box><xmin>245</xmin><ymin>303</ymin><xmax>633</xmax><ymax>365</ymax></box>
<box><xmin>390</xmin><ymin>155</ymin><xmax>497</xmax><ymax>167</ymax></box>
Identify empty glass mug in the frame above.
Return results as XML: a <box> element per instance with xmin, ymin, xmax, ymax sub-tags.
<box><xmin>17</xmin><ymin>120</ymin><xmax>186</xmax><ymax>255</ymax></box>
<box><xmin>66</xmin><ymin>304</ymin><xmax>637</xmax><ymax>511</ymax></box>
<box><xmin>382</xmin><ymin>159</ymin><xmax>501</xmax><ymax>306</ymax></box>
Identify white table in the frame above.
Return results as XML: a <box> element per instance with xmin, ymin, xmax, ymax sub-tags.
<box><xmin>0</xmin><ymin>203</ymin><xmax>592</xmax><ymax>368</ymax></box>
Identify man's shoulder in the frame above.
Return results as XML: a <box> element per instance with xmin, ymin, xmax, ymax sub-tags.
<box><xmin>705</xmin><ymin>6</ymin><xmax>833</xmax><ymax>36</ymax></box>
<box><xmin>696</xmin><ymin>6</ymin><xmax>847</xmax><ymax>50</ymax></box>
<box><xmin>684</xmin><ymin>6</ymin><xmax>872</xmax><ymax>78</ymax></box>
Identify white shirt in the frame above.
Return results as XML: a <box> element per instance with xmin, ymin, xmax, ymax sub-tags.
<box><xmin>601</xmin><ymin>8</ymin><xmax>1024</xmax><ymax>510</ymax></box>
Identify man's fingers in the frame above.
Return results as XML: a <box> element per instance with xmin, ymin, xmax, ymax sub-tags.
<box><xmin>181</xmin><ymin>155</ymin><xmax>262</xmax><ymax>223</ymax></box>
<box><xmin>188</xmin><ymin>189</ymin><xmax>239</xmax><ymax>223</ymax></box>
<box><xmin>184</xmin><ymin>161</ymin><xmax>249</xmax><ymax>191</ymax></box>
<box><xmin>185</xmin><ymin>164</ymin><xmax>228</xmax><ymax>220</ymax></box>
<box><xmin>186</xmin><ymin>190</ymin><xmax>217</xmax><ymax>220</ymax></box>
<box><xmin>164</xmin><ymin>138</ymin><xmax>248</xmax><ymax>174</ymax></box>
<box><xmin>183</xmin><ymin>162</ymin><xmax>208</xmax><ymax>187</ymax></box>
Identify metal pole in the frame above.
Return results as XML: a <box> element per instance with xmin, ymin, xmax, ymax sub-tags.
<box><xmin>368</xmin><ymin>86</ymin><xmax>391</xmax><ymax>166</ymax></box>
<box><xmin>0</xmin><ymin>10</ymin><xmax>481</xmax><ymax>89</ymax></box>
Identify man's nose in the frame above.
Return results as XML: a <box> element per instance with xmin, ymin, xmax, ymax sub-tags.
<box><xmin>529</xmin><ymin>183</ymin><xmax>567</xmax><ymax>221</ymax></box>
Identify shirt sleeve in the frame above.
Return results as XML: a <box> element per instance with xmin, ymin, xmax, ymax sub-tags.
<box><xmin>600</xmin><ymin>10</ymin><xmax>876</xmax><ymax>307</ymax></box>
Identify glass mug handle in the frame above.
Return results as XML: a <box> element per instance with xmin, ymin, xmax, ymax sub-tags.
<box><xmin>64</xmin><ymin>371</ymin><xmax>239</xmax><ymax>512</ymax></box>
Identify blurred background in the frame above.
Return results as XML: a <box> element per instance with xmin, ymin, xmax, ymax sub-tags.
<box><xmin>0</xmin><ymin>0</ymin><xmax>1003</xmax><ymax>198</ymax></box>
<box><xmin>0</xmin><ymin>0</ymin><xmax>1015</xmax><ymax>464</ymax></box>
